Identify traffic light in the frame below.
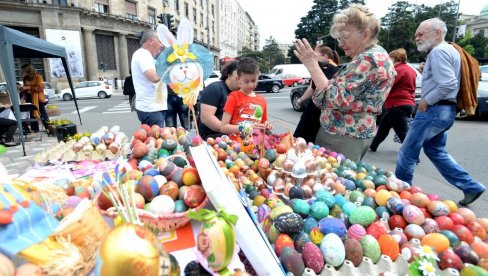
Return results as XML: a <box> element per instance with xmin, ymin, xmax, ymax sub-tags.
<box><xmin>166</xmin><ymin>14</ymin><xmax>175</xmax><ymax>30</ymax></box>
<box><xmin>157</xmin><ymin>13</ymin><xmax>165</xmax><ymax>24</ymax></box>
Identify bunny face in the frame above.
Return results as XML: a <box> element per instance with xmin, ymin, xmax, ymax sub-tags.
<box><xmin>168</xmin><ymin>62</ymin><xmax>202</xmax><ymax>84</ymax></box>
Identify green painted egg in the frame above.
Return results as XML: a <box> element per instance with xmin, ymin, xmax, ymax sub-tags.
<box><xmin>360</xmin><ymin>235</ymin><xmax>381</xmax><ymax>264</ymax></box>
<box><xmin>267</xmin><ymin>225</ymin><xmax>281</xmax><ymax>243</ymax></box>
<box><xmin>315</xmin><ymin>189</ymin><xmax>335</xmax><ymax>208</ymax></box>
<box><xmin>291</xmin><ymin>199</ymin><xmax>310</xmax><ymax>218</ymax></box>
<box><xmin>173</xmin><ymin>199</ymin><xmax>188</xmax><ymax>213</ymax></box>
<box><xmin>349</xmin><ymin>206</ymin><xmax>376</xmax><ymax>227</ymax></box>
<box><xmin>349</xmin><ymin>190</ymin><xmax>365</xmax><ymax>204</ymax></box>
<box><xmin>311</xmin><ymin>201</ymin><xmax>329</xmax><ymax>220</ymax></box>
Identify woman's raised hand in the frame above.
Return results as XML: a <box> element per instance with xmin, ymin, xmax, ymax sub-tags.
<box><xmin>294</xmin><ymin>38</ymin><xmax>318</xmax><ymax>67</ymax></box>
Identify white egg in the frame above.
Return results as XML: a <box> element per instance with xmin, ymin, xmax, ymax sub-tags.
<box><xmin>110</xmin><ymin>125</ymin><xmax>121</xmax><ymax>133</ymax></box>
<box><xmin>148</xmin><ymin>195</ymin><xmax>175</xmax><ymax>215</ymax></box>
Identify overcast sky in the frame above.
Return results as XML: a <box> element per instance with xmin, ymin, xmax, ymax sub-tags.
<box><xmin>238</xmin><ymin>0</ymin><xmax>487</xmax><ymax>48</ymax></box>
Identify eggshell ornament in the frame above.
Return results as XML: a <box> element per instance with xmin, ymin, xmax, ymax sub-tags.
<box><xmin>402</xmin><ymin>204</ymin><xmax>425</xmax><ymax>225</ymax></box>
<box><xmin>148</xmin><ymin>195</ymin><xmax>175</xmax><ymax>214</ymax></box>
<box><xmin>360</xmin><ymin>234</ymin><xmax>381</xmax><ymax>264</ymax></box>
<box><xmin>320</xmin><ymin>233</ymin><xmax>346</xmax><ymax>267</ymax></box>
<box><xmin>378</xmin><ymin>234</ymin><xmax>400</xmax><ymax>261</ymax></box>
<box><xmin>302</xmin><ymin>242</ymin><xmax>325</xmax><ymax>274</ymax></box>
<box><xmin>280</xmin><ymin>247</ymin><xmax>305</xmax><ymax>276</ymax></box>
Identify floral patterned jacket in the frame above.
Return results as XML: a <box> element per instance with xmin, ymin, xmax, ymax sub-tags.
<box><xmin>312</xmin><ymin>44</ymin><xmax>396</xmax><ymax>139</ymax></box>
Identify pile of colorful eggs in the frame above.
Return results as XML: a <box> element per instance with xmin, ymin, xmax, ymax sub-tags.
<box><xmin>200</xmin><ymin>135</ymin><xmax>488</xmax><ymax>275</ymax></box>
<box><xmin>73</xmin><ymin>125</ymin><xmax>129</xmax><ymax>156</ymax></box>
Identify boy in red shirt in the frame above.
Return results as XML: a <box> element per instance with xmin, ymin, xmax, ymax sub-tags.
<box><xmin>221</xmin><ymin>57</ymin><xmax>269</xmax><ymax>144</ymax></box>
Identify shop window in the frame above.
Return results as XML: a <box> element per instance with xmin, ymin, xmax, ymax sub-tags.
<box><xmin>95</xmin><ymin>34</ymin><xmax>116</xmax><ymax>70</ymax></box>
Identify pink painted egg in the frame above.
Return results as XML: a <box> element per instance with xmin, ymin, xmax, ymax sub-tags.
<box><xmin>402</xmin><ymin>204</ymin><xmax>425</xmax><ymax>225</ymax></box>
<box><xmin>347</xmin><ymin>224</ymin><xmax>367</xmax><ymax>241</ymax></box>
<box><xmin>427</xmin><ymin>193</ymin><xmax>440</xmax><ymax>201</ymax></box>
<box><xmin>457</xmin><ymin>208</ymin><xmax>477</xmax><ymax>224</ymax></box>
<box><xmin>435</xmin><ymin>216</ymin><xmax>454</xmax><ymax>231</ymax></box>
<box><xmin>421</xmin><ymin>218</ymin><xmax>440</xmax><ymax>234</ymax></box>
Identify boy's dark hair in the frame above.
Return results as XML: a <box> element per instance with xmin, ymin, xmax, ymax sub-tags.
<box><xmin>237</xmin><ymin>57</ymin><xmax>259</xmax><ymax>75</ymax></box>
<box><xmin>220</xmin><ymin>61</ymin><xmax>238</xmax><ymax>81</ymax></box>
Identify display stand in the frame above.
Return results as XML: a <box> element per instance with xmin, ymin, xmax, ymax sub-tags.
<box><xmin>190</xmin><ymin>144</ymin><xmax>284</xmax><ymax>275</ymax></box>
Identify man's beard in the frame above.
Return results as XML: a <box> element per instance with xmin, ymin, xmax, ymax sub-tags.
<box><xmin>417</xmin><ymin>37</ymin><xmax>436</xmax><ymax>52</ymax></box>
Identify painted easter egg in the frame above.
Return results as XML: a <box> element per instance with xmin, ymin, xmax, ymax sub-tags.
<box><xmin>0</xmin><ymin>253</ymin><xmax>14</xmax><ymax>276</ymax></box>
<box><xmin>466</xmin><ymin>220</ymin><xmax>487</xmax><ymax>240</ymax></box>
<box><xmin>315</xmin><ymin>189</ymin><xmax>335</xmax><ymax>208</ymax></box>
<box><xmin>405</xmin><ymin>224</ymin><xmax>426</xmax><ymax>240</ymax></box>
<box><xmin>457</xmin><ymin>207</ymin><xmax>476</xmax><ymax>224</ymax></box>
<box><xmin>427</xmin><ymin>201</ymin><xmax>450</xmax><ymax>217</ymax></box>
<box><xmin>294</xmin><ymin>232</ymin><xmax>312</xmax><ymax>253</ymax></box>
<box><xmin>454</xmin><ymin>245</ymin><xmax>480</xmax><ymax>265</ymax></box>
<box><xmin>318</xmin><ymin>217</ymin><xmax>347</xmax><ymax>238</ymax></box>
<box><xmin>349</xmin><ymin>190</ymin><xmax>365</xmax><ymax>204</ymax></box>
<box><xmin>460</xmin><ymin>265</ymin><xmax>488</xmax><ymax>275</ymax></box>
<box><xmin>477</xmin><ymin>218</ymin><xmax>488</xmax><ymax>232</ymax></box>
<box><xmin>438</xmin><ymin>249</ymin><xmax>464</xmax><ymax>270</ymax></box>
<box><xmin>348</xmin><ymin>224</ymin><xmax>367</xmax><ymax>241</ymax></box>
<box><xmin>289</xmin><ymin>186</ymin><xmax>305</xmax><ymax>200</ymax></box>
<box><xmin>402</xmin><ymin>204</ymin><xmax>425</xmax><ymax>225</ymax></box>
<box><xmin>159</xmin><ymin>181</ymin><xmax>179</xmax><ymax>200</ymax></box>
<box><xmin>310</xmin><ymin>201</ymin><xmax>329</xmax><ymax>220</ymax></box>
<box><xmin>274</xmin><ymin>213</ymin><xmax>304</xmax><ymax>235</ymax></box>
<box><xmin>375</xmin><ymin>190</ymin><xmax>392</xmax><ymax>206</ymax></box>
<box><xmin>280</xmin><ymin>247</ymin><xmax>305</xmax><ymax>276</ymax></box>
<box><xmin>181</xmin><ymin>167</ymin><xmax>200</xmax><ymax>186</ymax></box>
<box><xmin>421</xmin><ymin>233</ymin><xmax>450</xmax><ymax>253</ymax></box>
<box><xmin>471</xmin><ymin>242</ymin><xmax>488</xmax><ymax>259</ymax></box>
<box><xmin>344</xmin><ymin>238</ymin><xmax>363</xmax><ymax>267</ymax></box>
<box><xmin>320</xmin><ymin>233</ymin><xmax>346</xmax><ymax>267</ymax></box>
<box><xmin>196</xmin><ymin>214</ymin><xmax>236</xmax><ymax>272</ymax></box>
<box><xmin>270</xmin><ymin>205</ymin><xmax>293</xmax><ymax>220</ymax></box>
<box><xmin>389</xmin><ymin>228</ymin><xmax>408</xmax><ymax>246</ymax></box>
<box><xmin>303</xmin><ymin>217</ymin><xmax>318</xmax><ymax>234</ymax></box>
<box><xmin>302</xmin><ymin>242</ymin><xmax>325</xmax><ymax>274</ymax></box>
<box><xmin>410</xmin><ymin>192</ymin><xmax>430</xmax><ymax>207</ymax></box>
<box><xmin>360</xmin><ymin>234</ymin><xmax>381</xmax><ymax>264</ymax></box>
<box><xmin>378</xmin><ymin>234</ymin><xmax>400</xmax><ymax>261</ymax></box>
<box><xmin>440</xmin><ymin>230</ymin><xmax>461</xmax><ymax>248</ymax></box>
<box><xmin>389</xmin><ymin>214</ymin><xmax>407</xmax><ymax>229</ymax></box>
<box><xmin>310</xmin><ymin>226</ymin><xmax>324</xmax><ymax>245</ymax></box>
<box><xmin>174</xmin><ymin>199</ymin><xmax>188</xmax><ymax>213</ymax></box>
<box><xmin>267</xmin><ymin>225</ymin><xmax>281</xmax><ymax>244</ymax></box>
<box><xmin>421</xmin><ymin>218</ymin><xmax>440</xmax><ymax>234</ymax></box>
<box><xmin>349</xmin><ymin>206</ymin><xmax>376</xmax><ymax>227</ymax></box>
<box><xmin>366</xmin><ymin>221</ymin><xmax>389</xmax><ymax>239</ymax></box>
<box><xmin>184</xmin><ymin>185</ymin><xmax>206</xmax><ymax>208</ymax></box>
<box><xmin>375</xmin><ymin>206</ymin><xmax>392</xmax><ymax>220</ymax></box>
<box><xmin>451</xmin><ymin>224</ymin><xmax>474</xmax><ymax>244</ymax></box>
<box><xmin>136</xmin><ymin>175</ymin><xmax>159</xmax><ymax>202</ymax></box>
<box><xmin>342</xmin><ymin>201</ymin><xmax>358</xmax><ymax>217</ymax></box>
<box><xmin>435</xmin><ymin>216</ymin><xmax>454</xmax><ymax>231</ymax></box>
<box><xmin>257</xmin><ymin>204</ymin><xmax>271</xmax><ymax>223</ymax></box>
<box><xmin>386</xmin><ymin>197</ymin><xmax>405</xmax><ymax>215</ymax></box>
<box><xmin>291</xmin><ymin>199</ymin><xmax>310</xmax><ymax>218</ymax></box>
<box><xmin>400</xmin><ymin>243</ymin><xmax>418</xmax><ymax>262</ymax></box>
<box><xmin>449</xmin><ymin>212</ymin><xmax>465</xmax><ymax>225</ymax></box>
<box><xmin>275</xmin><ymin>234</ymin><xmax>295</xmax><ymax>257</ymax></box>
<box><xmin>329</xmin><ymin>205</ymin><xmax>343</xmax><ymax>219</ymax></box>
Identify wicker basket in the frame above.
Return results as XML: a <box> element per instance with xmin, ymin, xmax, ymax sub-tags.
<box><xmin>54</xmin><ymin>199</ymin><xmax>110</xmax><ymax>273</ymax></box>
<box><xmin>98</xmin><ymin>196</ymin><xmax>209</xmax><ymax>233</ymax></box>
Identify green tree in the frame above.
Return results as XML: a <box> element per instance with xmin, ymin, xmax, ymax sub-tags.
<box><xmin>464</xmin><ymin>44</ymin><xmax>475</xmax><ymax>55</ymax></box>
<box><xmin>484</xmin><ymin>44</ymin><xmax>488</xmax><ymax>59</ymax></box>
<box><xmin>379</xmin><ymin>1</ymin><xmax>417</xmax><ymax>58</ymax></box>
<box><xmin>468</xmin><ymin>32</ymin><xmax>488</xmax><ymax>59</ymax></box>
<box><xmin>260</xmin><ymin>36</ymin><xmax>285</xmax><ymax>72</ymax></box>
<box><xmin>338</xmin><ymin>0</ymin><xmax>365</xmax><ymax>10</ymax></box>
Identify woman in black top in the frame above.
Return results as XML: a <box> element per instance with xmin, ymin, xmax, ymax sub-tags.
<box><xmin>293</xmin><ymin>46</ymin><xmax>340</xmax><ymax>143</ymax></box>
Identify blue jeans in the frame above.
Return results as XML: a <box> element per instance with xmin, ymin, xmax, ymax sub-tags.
<box><xmin>165</xmin><ymin>93</ymin><xmax>189</xmax><ymax>129</ymax></box>
<box><xmin>395</xmin><ymin>104</ymin><xmax>485</xmax><ymax>193</ymax></box>
<box><xmin>135</xmin><ymin>109</ymin><xmax>166</xmax><ymax>127</ymax></box>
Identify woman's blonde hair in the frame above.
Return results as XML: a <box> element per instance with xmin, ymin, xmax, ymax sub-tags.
<box><xmin>21</xmin><ymin>64</ymin><xmax>37</xmax><ymax>81</ymax></box>
<box><xmin>389</xmin><ymin>48</ymin><xmax>408</xmax><ymax>63</ymax></box>
<box><xmin>330</xmin><ymin>4</ymin><xmax>380</xmax><ymax>44</ymax></box>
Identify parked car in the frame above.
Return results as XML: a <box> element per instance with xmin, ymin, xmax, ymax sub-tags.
<box><xmin>59</xmin><ymin>81</ymin><xmax>113</xmax><ymax>101</ymax></box>
<box><xmin>290</xmin><ymin>63</ymin><xmax>422</xmax><ymax>112</ymax></box>
<box><xmin>255</xmin><ymin>74</ymin><xmax>284</xmax><ymax>93</ymax></box>
<box><xmin>480</xmin><ymin>65</ymin><xmax>488</xmax><ymax>82</ymax></box>
<box><xmin>204</xmin><ymin>70</ymin><xmax>221</xmax><ymax>87</ymax></box>
<box><xmin>0</xmin><ymin>81</ymin><xmax>55</xmax><ymax>103</ymax></box>
<box><xmin>277</xmin><ymin>74</ymin><xmax>307</xmax><ymax>87</ymax></box>
<box><xmin>474</xmin><ymin>81</ymin><xmax>488</xmax><ymax>117</ymax></box>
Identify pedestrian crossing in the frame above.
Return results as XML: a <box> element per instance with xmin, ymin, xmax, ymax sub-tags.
<box><xmin>102</xmin><ymin>101</ymin><xmax>132</xmax><ymax>114</ymax></box>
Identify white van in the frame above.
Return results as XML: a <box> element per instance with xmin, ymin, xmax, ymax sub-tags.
<box><xmin>269</xmin><ymin>64</ymin><xmax>311</xmax><ymax>79</ymax></box>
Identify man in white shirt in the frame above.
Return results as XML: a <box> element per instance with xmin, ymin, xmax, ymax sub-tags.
<box><xmin>131</xmin><ymin>30</ymin><xmax>167</xmax><ymax>126</ymax></box>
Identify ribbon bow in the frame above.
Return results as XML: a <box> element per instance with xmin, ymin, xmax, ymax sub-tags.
<box><xmin>188</xmin><ymin>208</ymin><xmax>238</xmax><ymax>226</ymax></box>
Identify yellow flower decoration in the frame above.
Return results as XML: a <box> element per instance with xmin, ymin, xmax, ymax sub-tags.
<box><xmin>414</xmin><ymin>246</ymin><xmax>439</xmax><ymax>261</ymax></box>
<box><xmin>167</xmin><ymin>43</ymin><xmax>197</xmax><ymax>63</ymax></box>
<box><xmin>418</xmin><ymin>259</ymin><xmax>437</xmax><ymax>276</ymax></box>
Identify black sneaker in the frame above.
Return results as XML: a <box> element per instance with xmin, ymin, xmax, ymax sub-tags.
<box><xmin>459</xmin><ymin>190</ymin><xmax>485</xmax><ymax>206</ymax></box>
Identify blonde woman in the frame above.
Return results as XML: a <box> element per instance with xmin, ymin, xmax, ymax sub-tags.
<box><xmin>20</xmin><ymin>64</ymin><xmax>49</xmax><ymax>133</ymax></box>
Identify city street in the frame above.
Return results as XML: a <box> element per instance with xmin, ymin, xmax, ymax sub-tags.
<box><xmin>48</xmin><ymin>88</ymin><xmax>488</xmax><ymax>216</ymax></box>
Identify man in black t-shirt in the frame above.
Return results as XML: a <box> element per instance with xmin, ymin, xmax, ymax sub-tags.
<box><xmin>198</xmin><ymin>61</ymin><xmax>239</xmax><ymax>139</ymax></box>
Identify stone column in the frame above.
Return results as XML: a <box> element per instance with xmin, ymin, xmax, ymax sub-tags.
<box><xmin>82</xmin><ymin>27</ymin><xmax>98</xmax><ymax>80</ymax></box>
<box><xmin>118</xmin><ymin>32</ymin><xmax>129</xmax><ymax>79</ymax></box>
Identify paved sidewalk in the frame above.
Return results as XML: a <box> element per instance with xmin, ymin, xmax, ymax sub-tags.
<box><xmin>0</xmin><ymin>132</ymin><xmax>59</xmax><ymax>176</ymax></box>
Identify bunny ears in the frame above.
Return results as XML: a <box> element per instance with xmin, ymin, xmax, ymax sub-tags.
<box><xmin>157</xmin><ymin>18</ymin><xmax>194</xmax><ymax>48</ymax></box>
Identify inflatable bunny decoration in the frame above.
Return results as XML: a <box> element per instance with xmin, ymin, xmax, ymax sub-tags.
<box><xmin>155</xmin><ymin>18</ymin><xmax>213</xmax><ymax>110</ymax></box>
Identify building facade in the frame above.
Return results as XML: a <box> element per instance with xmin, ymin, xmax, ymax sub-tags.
<box><xmin>0</xmin><ymin>0</ymin><xmax>223</xmax><ymax>90</ymax></box>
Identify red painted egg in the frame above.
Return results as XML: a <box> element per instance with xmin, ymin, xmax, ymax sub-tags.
<box><xmin>419</xmin><ymin>207</ymin><xmax>432</xmax><ymax>219</ymax></box>
<box><xmin>366</xmin><ymin>221</ymin><xmax>389</xmax><ymax>239</ymax></box>
<box><xmin>133</xmin><ymin>128</ymin><xmax>147</xmax><ymax>142</ymax></box>
<box><xmin>399</xmin><ymin>191</ymin><xmax>413</xmax><ymax>201</ymax></box>
<box><xmin>448</xmin><ymin>212</ymin><xmax>465</xmax><ymax>225</ymax></box>
<box><xmin>389</xmin><ymin>214</ymin><xmax>407</xmax><ymax>229</ymax></box>
<box><xmin>451</xmin><ymin>224</ymin><xmax>474</xmax><ymax>244</ymax></box>
<box><xmin>435</xmin><ymin>216</ymin><xmax>454</xmax><ymax>231</ymax></box>
<box><xmin>409</xmin><ymin>186</ymin><xmax>423</xmax><ymax>194</ymax></box>
<box><xmin>477</xmin><ymin>218</ymin><xmax>488</xmax><ymax>232</ymax></box>
<box><xmin>438</xmin><ymin>249</ymin><xmax>464</xmax><ymax>270</ymax></box>
<box><xmin>275</xmin><ymin>234</ymin><xmax>295</xmax><ymax>257</ymax></box>
<box><xmin>457</xmin><ymin>208</ymin><xmax>477</xmax><ymax>224</ymax></box>
<box><xmin>471</xmin><ymin>242</ymin><xmax>488</xmax><ymax>258</ymax></box>
<box><xmin>378</xmin><ymin>234</ymin><xmax>400</xmax><ymax>261</ymax></box>
<box><xmin>466</xmin><ymin>221</ymin><xmax>487</xmax><ymax>240</ymax></box>
<box><xmin>302</xmin><ymin>242</ymin><xmax>325</xmax><ymax>274</ymax></box>
<box><xmin>184</xmin><ymin>185</ymin><xmax>206</xmax><ymax>208</ymax></box>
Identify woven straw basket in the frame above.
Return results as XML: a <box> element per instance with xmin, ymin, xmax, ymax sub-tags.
<box><xmin>54</xmin><ymin>199</ymin><xmax>110</xmax><ymax>273</ymax></box>
<box><xmin>98</xmin><ymin>196</ymin><xmax>209</xmax><ymax>233</ymax></box>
